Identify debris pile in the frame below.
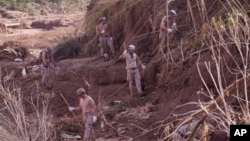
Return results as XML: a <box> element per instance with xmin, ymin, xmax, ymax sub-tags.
<box><xmin>0</xmin><ymin>41</ymin><xmax>28</xmax><ymax>61</ymax></box>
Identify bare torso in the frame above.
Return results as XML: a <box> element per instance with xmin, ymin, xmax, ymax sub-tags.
<box><xmin>96</xmin><ymin>23</ymin><xmax>109</xmax><ymax>36</ymax></box>
<box><xmin>78</xmin><ymin>95</ymin><xmax>96</xmax><ymax>121</ymax></box>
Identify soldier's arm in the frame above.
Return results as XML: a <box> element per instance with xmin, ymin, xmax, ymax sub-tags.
<box><xmin>106</xmin><ymin>23</ymin><xmax>112</xmax><ymax>36</ymax></box>
<box><xmin>160</xmin><ymin>17</ymin><xmax>168</xmax><ymax>31</ymax></box>
<box><xmin>96</xmin><ymin>25</ymin><xmax>100</xmax><ymax>35</ymax></box>
<box><xmin>51</xmin><ymin>53</ymin><xmax>56</xmax><ymax>64</ymax></box>
<box><xmin>73</xmin><ymin>100</ymin><xmax>83</xmax><ymax>111</ymax></box>
<box><xmin>113</xmin><ymin>53</ymin><xmax>125</xmax><ymax>64</ymax></box>
<box><xmin>136</xmin><ymin>55</ymin><xmax>145</xmax><ymax>69</ymax></box>
<box><xmin>89</xmin><ymin>98</ymin><xmax>98</xmax><ymax>115</ymax></box>
<box><xmin>136</xmin><ymin>55</ymin><xmax>143</xmax><ymax>66</ymax></box>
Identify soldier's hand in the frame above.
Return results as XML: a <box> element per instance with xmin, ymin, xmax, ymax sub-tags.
<box><xmin>122</xmin><ymin>49</ymin><xmax>127</xmax><ymax>55</ymax></box>
<box><xmin>141</xmin><ymin>64</ymin><xmax>145</xmax><ymax>70</ymax></box>
<box><xmin>68</xmin><ymin>107</ymin><xmax>74</xmax><ymax>111</ymax></box>
<box><xmin>173</xmin><ymin>22</ymin><xmax>177</xmax><ymax>28</ymax></box>
<box><xmin>93</xmin><ymin>116</ymin><xmax>97</xmax><ymax>123</ymax></box>
<box><xmin>167</xmin><ymin>28</ymin><xmax>173</xmax><ymax>33</ymax></box>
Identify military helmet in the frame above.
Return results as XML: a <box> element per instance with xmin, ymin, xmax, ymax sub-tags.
<box><xmin>169</xmin><ymin>10</ymin><xmax>177</xmax><ymax>16</ymax></box>
<box><xmin>99</xmin><ymin>16</ymin><xmax>107</xmax><ymax>21</ymax></box>
<box><xmin>128</xmin><ymin>44</ymin><xmax>136</xmax><ymax>51</ymax></box>
<box><xmin>76</xmin><ymin>88</ymin><xmax>86</xmax><ymax>95</ymax></box>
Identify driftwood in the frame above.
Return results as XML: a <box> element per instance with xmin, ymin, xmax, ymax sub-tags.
<box><xmin>4</xmin><ymin>23</ymin><xmax>21</xmax><ymax>28</ymax></box>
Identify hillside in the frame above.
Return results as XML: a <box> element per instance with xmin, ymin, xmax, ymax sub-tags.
<box><xmin>0</xmin><ymin>0</ymin><xmax>250</xmax><ymax>141</ymax></box>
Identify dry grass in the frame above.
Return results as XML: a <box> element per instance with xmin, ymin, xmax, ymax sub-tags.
<box><xmin>0</xmin><ymin>71</ymin><xmax>55</xmax><ymax>141</ymax></box>
<box><xmin>154</xmin><ymin>0</ymin><xmax>250</xmax><ymax>140</ymax></box>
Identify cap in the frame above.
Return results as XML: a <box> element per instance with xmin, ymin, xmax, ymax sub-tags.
<box><xmin>169</xmin><ymin>10</ymin><xmax>177</xmax><ymax>16</ymax></box>
<box><xmin>99</xmin><ymin>16</ymin><xmax>107</xmax><ymax>21</ymax></box>
<box><xmin>76</xmin><ymin>88</ymin><xmax>86</xmax><ymax>95</ymax></box>
<box><xmin>128</xmin><ymin>44</ymin><xmax>136</xmax><ymax>51</ymax></box>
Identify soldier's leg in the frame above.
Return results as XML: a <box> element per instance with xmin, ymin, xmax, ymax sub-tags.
<box><xmin>107</xmin><ymin>37</ymin><xmax>115</xmax><ymax>55</ymax></box>
<box><xmin>134</xmin><ymin>69</ymin><xmax>142</xmax><ymax>94</ymax></box>
<box><xmin>41</xmin><ymin>67</ymin><xmax>49</xmax><ymax>84</ymax></box>
<box><xmin>159</xmin><ymin>34</ymin><xmax>167</xmax><ymax>54</ymax></box>
<box><xmin>99</xmin><ymin>36</ymin><xmax>105</xmax><ymax>57</ymax></box>
<box><xmin>127</xmin><ymin>70</ymin><xmax>133</xmax><ymax>96</ymax></box>
<box><xmin>89</xmin><ymin>113</ymin><xmax>96</xmax><ymax>141</ymax></box>
<box><xmin>83</xmin><ymin>113</ymin><xmax>94</xmax><ymax>141</ymax></box>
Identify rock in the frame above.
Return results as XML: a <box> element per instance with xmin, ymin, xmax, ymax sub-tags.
<box><xmin>60</xmin><ymin>132</ymin><xmax>82</xmax><ymax>140</ymax></box>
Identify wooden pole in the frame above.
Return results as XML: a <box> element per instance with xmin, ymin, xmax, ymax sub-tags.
<box><xmin>59</xmin><ymin>92</ymin><xmax>85</xmax><ymax>132</ymax></box>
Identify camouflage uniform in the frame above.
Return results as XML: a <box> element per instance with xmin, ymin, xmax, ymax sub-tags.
<box><xmin>41</xmin><ymin>50</ymin><xmax>56</xmax><ymax>84</ymax></box>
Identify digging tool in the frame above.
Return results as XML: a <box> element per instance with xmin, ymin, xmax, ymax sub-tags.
<box><xmin>141</xmin><ymin>68</ymin><xmax>145</xmax><ymax>91</ymax></box>
<box><xmin>103</xmin><ymin>38</ymin><xmax>109</xmax><ymax>61</ymax></box>
<box><xmin>59</xmin><ymin>92</ymin><xmax>85</xmax><ymax>132</ymax></box>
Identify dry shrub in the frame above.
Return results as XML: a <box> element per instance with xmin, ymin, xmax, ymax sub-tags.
<box><xmin>53</xmin><ymin>35</ymin><xmax>89</xmax><ymax>60</ymax></box>
<box><xmin>0</xmin><ymin>41</ymin><xmax>28</xmax><ymax>60</ymax></box>
<box><xmin>134</xmin><ymin>1</ymin><xmax>250</xmax><ymax>141</ymax></box>
<box><xmin>0</xmin><ymin>71</ymin><xmax>55</xmax><ymax>141</ymax></box>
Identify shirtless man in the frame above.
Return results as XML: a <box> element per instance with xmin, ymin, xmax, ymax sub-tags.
<box><xmin>96</xmin><ymin>16</ymin><xmax>115</xmax><ymax>59</ymax></box>
<box><xmin>159</xmin><ymin>9</ymin><xmax>177</xmax><ymax>52</ymax></box>
<box><xmin>41</xmin><ymin>46</ymin><xmax>57</xmax><ymax>86</ymax></box>
<box><xmin>68</xmin><ymin>88</ymin><xmax>98</xmax><ymax>141</ymax></box>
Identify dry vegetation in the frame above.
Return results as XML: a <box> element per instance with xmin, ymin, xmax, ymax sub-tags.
<box><xmin>0</xmin><ymin>71</ymin><xmax>55</xmax><ymax>141</ymax></box>
<box><xmin>152</xmin><ymin>0</ymin><xmax>250</xmax><ymax>140</ymax></box>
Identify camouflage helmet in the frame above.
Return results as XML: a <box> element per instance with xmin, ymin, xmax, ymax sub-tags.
<box><xmin>76</xmin><ymin>88</ymin><xmax>86</xmax><ymax>95</ymax></box>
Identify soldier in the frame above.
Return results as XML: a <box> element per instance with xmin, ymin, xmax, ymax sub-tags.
<box><xmin>68</xmin><ymin>88</ymin><xmax>98</xmax><ymax>141</ymax></box>
<box><xmin>159</xmin><ymin>9</ymin><xmax>177</xmax><ymax>52</ymax></box>
<box><xmin>118</xmin><ymin>44</ymin><xmax>145</xmax><ymax>96</ymax></box>
<box><xmin>156</xmin><ymin>10</ymin><xmax>177</xmax><ymax>86</ymax></box>
<box><xmin>40</xmin><ymin>47</ymin><xmax>56</xmax><ymax>86</ymax></box>
<box><xmin>96</xmin><ymin>17</ymin><xmax>116</xmax><ymax>60</ymax></box>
